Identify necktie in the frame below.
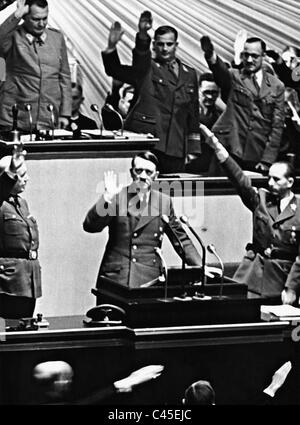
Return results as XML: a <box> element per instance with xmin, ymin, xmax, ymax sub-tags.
<box><xmin>168</xmin><ymin>61</ymin><xmax>179</xmax><ymax>78</ymax></box>
<box><xmin>252</xmin><ymin>74</ymin><xmax>260</xmax><ymax>94</ymax></box>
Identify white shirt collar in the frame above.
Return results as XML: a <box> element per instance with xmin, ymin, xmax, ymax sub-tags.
<box><xmin>280</xmin><ymin>191</ymin><xmax>294</xmax><ymax>212</ymax></box>
<box><xmin>254</xmin><ymin>69</ymin><xmax>263</xmax><ymax>87</ymax></box>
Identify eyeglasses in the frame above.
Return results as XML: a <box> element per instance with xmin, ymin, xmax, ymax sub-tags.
<box><xmin>242</xmin><ymin>52</ymin><xmax>262</xmax><ymax>59</ymax></box>
<box><xmin>134</xmin><ymin>168</ymin><xmax>156</xmax><ymax>176</ymax></box>
<box><xmin>202</xmin><ymin>90</ymin><xmax>219</xmax><ymax>96</ymax></box>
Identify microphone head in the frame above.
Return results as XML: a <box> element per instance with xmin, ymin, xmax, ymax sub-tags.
<box><xmin>161</xmin><ymin>214</ymin><xmax>169</xmax><ymax>224</ymax></box>
<box><xmin>90</xmin><ymin>104</ymin><xmax>99</xmax><ymax>112</ymax></box>
<box><xmin>25</xmin><ymin>103</ymin><xmax>32</xmax><ymax>111</ymax></box>
<box><xmin>47</xmin><ymin>104</ymin><xmax>54</xmax><ymax>112</ymax></box>
<box><xmin>207</xmin><ymin>244</ymin><xmax>216</xmax><ymax>254</ymax></box>
<box><xmin>180</xmin><ymin>215</ymin><xmax>188</xmax><ymax>224</ymax></box>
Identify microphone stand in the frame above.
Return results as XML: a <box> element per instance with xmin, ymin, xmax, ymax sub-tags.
<box><xmin>180</xmin><ymin>216</ymin><xmax>211</xmax><ymax>300</ymax></box>
<box><xmin>47</xmin><ymin>104</ymin><xmax>55</xmax><ymax>140</ymax></box>
<box><xmin>161</xmin><ymin>215</ymin><xmax>192</xmax><ymax>301</ymax></box>
<box><xmin>25</xmin><ymin>104</ymin><xmax>33</xmax><ymax>141</ymax></box>
<box><xmin>90</xmin><ymin>104</ymin><xmax>103</xmax><ymax>137</ymax></box>
<box><xmin>154</xmin><ymin>247</ymin><xmax>172</xmax><ymax>302</ymax></box>
<box><xmin>207</xmin><ymin>244</ymin><xmax>225</xmax><ymax>299</ymax></box>
<box><xmin>11</xmin><ymin>103</ymin><xmax>20</xmax><ymax>142</ymax></box>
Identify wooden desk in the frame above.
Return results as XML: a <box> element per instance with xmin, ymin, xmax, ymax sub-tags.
<box><xmin>0</xmin><ymin>315</ymin><xmax>294</xmax><ymax>405</ymax></box>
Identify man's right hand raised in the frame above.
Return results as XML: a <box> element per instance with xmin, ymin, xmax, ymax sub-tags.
<box><xmin>15</xmin><ymin>0</ymin><xmax>29</xmax><ymax>20</ymax></box>
<box><xmin>103</xmin><ymin>170</ymin><xmax>123</xmax><ymax>203</ymax></box>
<box><xmin>106</xmin><ymin>21</ymin><xmax>124</xmax><ymax>51</ymax></box>
<box><xmin>138</xmin><ymin>10</ymin><xmax>152</xmax><ymax>39</ymax></box>
<box><xmin>200</xmin><ymin>35</ymin><xmax>214</xmax><ymax>59</ymax></box>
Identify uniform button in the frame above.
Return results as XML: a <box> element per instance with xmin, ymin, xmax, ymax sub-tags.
<box><xmin>153</xmin><ymin>259</ymin><xmax>156</xmax><ymax>263</ymax></box>
<box><xmin>159</xmin><ymin>79</ymin><xmax>163</xmax><ymax>83</ymax></box>
<box><xmin>132</xmin><ymin>258</ymin><xmax>136</xmax><ymax>263</ymax></box>
<box><xmin>0</xmin><ymin>265</ymin><xmax>4</xmax><ymax>270</ymax></box>
<box><xmin>133</xmin><ymin>233</ymin><xmax>138</xmax><ymax>238</ymax></box>
<box><xmin>132</xmin><ymin>245</ymin><xmax>137</xmax><ymax>250</ymax></box>
<box><xmin>31</xmin><ymin>241</ymin><xmax>35</xmax><ymax>245</ymax></box>
<box><xmin>159</xmin><ymin>227</ymin><xmax>163</xmax><ymax>232</ymax></box>
<box><xmin>142</xmin><ymin>116</ymin><xmax>146</xmax><ymax>120</ymax></box>
<box><xmin>154</xmin><ymin>233</ymin><xmax>158</xmax><ymax>237</ymax></box>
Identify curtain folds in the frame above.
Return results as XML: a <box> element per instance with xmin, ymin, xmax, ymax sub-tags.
<box><xmin>1</xmin><ymin>1</ymin><xmax>300</xmax><ymax>116</ymax></box>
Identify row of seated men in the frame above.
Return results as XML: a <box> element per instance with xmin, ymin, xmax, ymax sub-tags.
<box><xmin>0</xmin><ymin>1</ymin><xmax>299</xmax><ymax>175</ymax></box>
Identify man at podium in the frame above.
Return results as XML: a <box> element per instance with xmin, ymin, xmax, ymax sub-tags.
<box><xmin>83</xmin><ymin>151</ymin><xmax>202</xmax><ymax>288</ymax></box>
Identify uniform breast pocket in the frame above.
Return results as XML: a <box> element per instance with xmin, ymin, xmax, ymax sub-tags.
<box><xmin>152</xmin><ymin>75</ymin><xmax>168</xmax><ymax>99</ymax></box>
<box><xmin>232</xmin><ymin>86</ymin><xmax>251</xmax><ymax>107</ymax></box>
<box><xmin>260</xmin><ymin>96</ymin><xmax>275</xmax><ymax>117</ymax></box>
<box><xmin>3</xmin><ymin>214</ymin><xmax>25</xmax><ymax>236</ymax></box>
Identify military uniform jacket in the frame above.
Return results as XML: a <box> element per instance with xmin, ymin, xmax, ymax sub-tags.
<box><xmin>102</xmin><ymin>34</ymin><xmax>200</xmax><ymax>159</ymax></box>
<box><xmin>83</xmin><ymin>186</ymin><xmax>202</xmax><ymax>288</ymax></box>
<box><xmin>209</xmin><ymin>56</ymin><xmax>285</xmax><ymax>165</ymax></box>
<box><xmin>0</xmin><ymin>172</ymin><xmax>41</xmax><ymax>298</ymax></box>
<box><xmin>0</xmin><ymin>13</ymin><xmax>71</xmax><ymax>131</ymax></box>
<box><xmin>223</xmin><ymin>156</ymin><xmax>300</xmax><ymax>297</ymax></box>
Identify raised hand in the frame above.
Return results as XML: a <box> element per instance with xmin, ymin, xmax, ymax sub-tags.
<box><xmin>10</xmin><ymin>143</ymin><xmax>27</xmax><ymax>174</ymax></box>
<box><xmin>114</xmin><ymin>365</ymin><xmax>164</xmax><ymax>393</ymax></box>
<box><xmin>234</xmin><ymin>29</ymin><xmax>247</xmax><ymax>64</ymax></box>
<box><xmin>138</xmin><ymin>10</ymin><xmax>152</xmax><ymax>36</ymax></box>
<box><xmin>103</xmin><ymin>170</ymin><xmax>123</xmax><ymax>202</ymax></box>
<box><xmin>200</xmin><ymin>36</ymin><xmax>214</xmax><ymax>59</ymax></box>
<box><xmin>107</xmin><ymin>21</ymin><xmax>124</xmax><ymax>50</ymax></box>
<box><xmin>264</xmin><ymin>361</ymin><xmax>292</xmax><ymax>397</ymax></box>
<box><xmin>265</xmin><ymin>49</ymin><xmax>280</xmax><ymax>62</ymax></box>
<box><xmin>15</xmin><ymin>0</ymin><xmax>29</xmax><ymax>19</ymax></box>
<box><xmin>199</xmin><ymin>123</ymin><xmax>219</xmax><ymax>149</ymax></box>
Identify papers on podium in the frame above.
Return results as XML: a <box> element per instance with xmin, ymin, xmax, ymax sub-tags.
<box><xmin>261</xmin><ymin>304</ymin><xmax>300</xmax><ymax>321</ymax></box>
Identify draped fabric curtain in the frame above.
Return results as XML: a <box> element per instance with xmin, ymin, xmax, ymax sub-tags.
<box><xmin>1</xmin><ymin>0</ymin><xmax>300</xmax><ymax>116</ymax></box>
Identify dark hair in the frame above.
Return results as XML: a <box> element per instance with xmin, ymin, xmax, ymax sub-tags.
<box><xmin>154</xmin><ymin>25</ymin><xmax>178</xmax><ymax>41</ymax></box>
<box><xmin>199</xmin><ymin>72</ymin><xmax>216</xmax><ymax>85</ymax></box>
<box><xmin>26</xmin><ymin>0</ymin><xmax>48</xmax><ymax>8</ymax></box>
<box><xmin>131</xmin><ymin>151</ymin><xmax>159</xmax><ymax>169</ymax></box>
<box><xmin>184</xmin><ymin>380</ymin><xmax>215</xmax><ymax>405</ymax></box>
<box><xmin>245</xmin><ymin>37</ymin><xmax>266</xmax><ymax>53</ymax></box>
<box><xmin>273</xmin><ymin>161</ymin><xmax>296</xmax><ymax>180</ymax></box>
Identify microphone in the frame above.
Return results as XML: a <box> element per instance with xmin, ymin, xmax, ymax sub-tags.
<box><xmin>180</xmin><ymin>215</ymin><xmax>209</xmax><ymax>300</ymax></box>
<box><xmin>161</xmin><ymin>214</ymin><xmax>191</xmax><ymax>301</ymax></box>
<box><xmin>207</xmin><ymin>244</ymin><xmax>225</xmax><ymax>299</ymax></box>
<box><xmin>47</xmin><ymin>104</ymin><xmax>55</xmax><ymax>140</ymax></box>
<box><xmin>104</xmin><ymin>103</ymin><xmax>125</xmax><ymax>136</ymax></box>
<box><xmin>90</xmin><ymin>104</ymin><xmax>103</xmax><ymax>137</ymax></box>
<box><xmin>11</xmin><ymin>103</ymin><xmax>20</xmax><ymax>142</ymax></box>
<box><xmin>154</xmin><ymin>247</ymin><xmax>170</xmax><ymax>303</ymax></box>
<box><xmin>25</xmin><ymin>103</ymin><xmax>33</xmax><ymax>141</ymax></box>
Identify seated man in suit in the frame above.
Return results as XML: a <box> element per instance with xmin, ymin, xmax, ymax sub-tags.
<box><xmin>67</xmin><ymin>83</ymin><xmax>97</xmax><ymax>134</ymax></box>
<box><xmin>201</xmin><ymin>124</ymin><xmax>300</xmax><ymax>304</ymax></box>
<box><xmin>83</xmin><ymin>151</ymin><xmax>203</xmax><ymax>289</ymax></box>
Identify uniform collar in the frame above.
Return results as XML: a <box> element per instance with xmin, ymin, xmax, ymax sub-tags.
<box><xmin>25</xmin><ymin>31</ymin><xmax>47</xmax><ymax>45</ymax></box>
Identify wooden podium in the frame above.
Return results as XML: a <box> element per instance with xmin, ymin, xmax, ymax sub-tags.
<box><xmin>91</xmin><ymin>267</ymin><xmax>268</xmax><ymax>328</ymax></box>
